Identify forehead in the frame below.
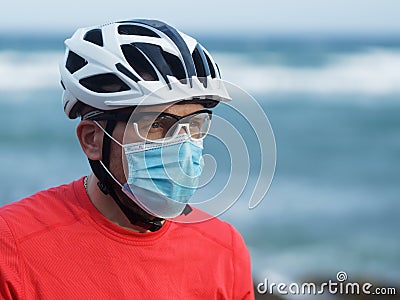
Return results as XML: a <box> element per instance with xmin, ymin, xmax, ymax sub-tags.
<box><xmin>134</xmin><ymin>103</ymin><xmax>204</xmax><ymax>116</ymax></box>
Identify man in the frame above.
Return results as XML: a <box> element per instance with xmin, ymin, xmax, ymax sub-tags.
<box><xmin>0</xmin><ymin>19</ymin><xmax>254</xmax><ymax>299</ymax></box>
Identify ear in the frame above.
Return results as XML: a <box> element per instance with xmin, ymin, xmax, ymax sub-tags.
<box><xmin>76</xmin><ymin>120</ymin><xmax>103</xmax><ymax>160</ymax></box>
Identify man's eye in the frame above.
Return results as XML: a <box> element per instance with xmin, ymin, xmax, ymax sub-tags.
<box><xmin>137</xmin><ymin>117</ymin><xmax>162</xmax><ymax>130</ymax></box>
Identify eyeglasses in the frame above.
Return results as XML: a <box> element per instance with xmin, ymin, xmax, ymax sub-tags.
<box><xmin>86</xmin><ymin>109</ymin><xmax>212</xmax><ymax>143</ymax></box>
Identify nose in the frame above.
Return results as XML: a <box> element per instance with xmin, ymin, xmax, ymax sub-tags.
<box><xmin>178</xmin><ymin>123</ymin><xmax>191</xmax><ymax>135</ymax></box>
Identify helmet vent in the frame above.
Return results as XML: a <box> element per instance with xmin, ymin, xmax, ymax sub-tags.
<box><xmin>215</xmin><ymin>63</ymin><xmax>221</xmax><ymax>78</ymax></box>
<box><xmin>162</xmin><ymin>51</ymin><xmax>186</xmax><ymax>82</ymax></box>
<box><xmin>192</xmin><ymin>45</ymin><xmax>211</xmax><ymax>87</ymax></box>
<box><xmin>116</xmin><ymin>63</ymin><xmax>140</xmax><ymax>82</ymax></box>
<box><xmin>118</xmin><ymin>25</ymin><xmax>160</xmax><ymax>38</ymax></box>
<box><xmin>79</xmin><ymin>73</ymin><xmax>130</xmax><ymax>93</ymax></box>
<box><xmin>121</xmin><ymin>44</ymin><xmax>158</xmax><ymax>81</ymax></box>
<box><xmin>66</xmin><ymin>51</ymin><xmax>88</xmax><ymax>74</ymax></box>
<box><xmin>83</xmin><ymin>29</ymin><xmax>104</xmax><ymax>47</ymax></box>
<box><xmin>204</xmin><ymin>52</ymin><xmax>216</xmax><ymax>78</ymax></box>
<box><xmin>134</xmin><ymin>43</ymin><xmax>176</xmax><ymax>85</ymax></box>
<box><xmin>192</xmin><ymin>48</ymin><xmax>206</xmax><ymax>78</ymax></box>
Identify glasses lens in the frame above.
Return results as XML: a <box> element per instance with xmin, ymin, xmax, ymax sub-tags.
<box><xmin>181</xmin><ymin>112</ymin><xmax>211</xmax><ymax>139</ymax></box>
<box><xmin>135</xmin><ymin>113</ymin><xmax>177</xmax><ymax>141</ymax></box>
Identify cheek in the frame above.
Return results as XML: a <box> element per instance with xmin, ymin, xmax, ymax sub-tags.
<box><xmin>123</xmin><ymin>123</ymin><xmax>143</xmax><ymax>144</ymax></box>
<box><xmin>107</xmin><ymin>122</ymin><xmax>131</xmax><ymax>183</ymax></box>
<box><xmin>109</xmin><ymin>140</ymin><xmax>129</xmax><ymax>183</ymax></box>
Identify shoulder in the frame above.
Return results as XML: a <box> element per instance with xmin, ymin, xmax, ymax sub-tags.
<box><xmin>169</xmin><ymin>208</ymin><xmax>248</xmax><ymax>252</ymax></box>
<box><xmin>0</xmin><ymin>179</ymin><xmax>84</xmax><ymax>241</ymax></box>
<box><xmin>167</xmin><ymin>209</ymin><xmax>254</xmax><ymax>299</ymax></box>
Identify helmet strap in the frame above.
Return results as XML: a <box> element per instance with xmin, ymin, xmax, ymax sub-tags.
<box><xmin>88</xmin><ymin>120</ymin><xmax>164</xmax><ymax>232</ymax></box>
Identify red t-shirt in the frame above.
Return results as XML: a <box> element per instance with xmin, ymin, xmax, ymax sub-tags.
<box><xmin>0</xmin><ymin>178</ymin><xmax>254</xmax><ymax>299</ymax></box>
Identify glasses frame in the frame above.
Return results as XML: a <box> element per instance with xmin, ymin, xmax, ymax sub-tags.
<box><xmin>86</xmin><ymin>109</ymin><xmax>213</xmax><ymax>143</ymax></box>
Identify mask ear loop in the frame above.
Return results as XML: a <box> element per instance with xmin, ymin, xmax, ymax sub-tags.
<box><xmin>94</xmin><ymin>121</ymin><xmax>123</xmax><ymax>147</ymax></box>
<box><xmin>98</xmin><ymin>160</ymin><xmax>123</xmax><ymax>189</ymax></box>
<box><xmin>93</xmin><ymin>121</ymin><xmax>124</xmax><ymax>188</ymax></box>
<box><xmin>87</xmin><ymin>119</ymin><xmax>118</xmax><ymax>196</ymax></box>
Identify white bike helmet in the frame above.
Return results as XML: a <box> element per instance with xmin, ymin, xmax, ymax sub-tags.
<box><xmin>60</xmin><ymin>19</ymin><xmax>231</xmax><ymax>118</ymax></box>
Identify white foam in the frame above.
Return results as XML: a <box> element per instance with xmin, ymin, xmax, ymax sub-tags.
<box><xmin>1</xmin><ymin>48</ymin><xmax>400</xmax><ymax>97</ymax></box>
<box><xmin>215</xmin><ymin>48</ymin><xmax>400</xmax><ymax>95</ymax></box>
<box><xmin>0</xmin><ymin>51</ymin><xmax>62</xmax><ymax>91</ymax></box>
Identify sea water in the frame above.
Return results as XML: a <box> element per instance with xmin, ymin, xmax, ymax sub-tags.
<box><xmin>0</xmin><ymin>34</ymin><xmax>399</xmax><ymax>285</ymax></box>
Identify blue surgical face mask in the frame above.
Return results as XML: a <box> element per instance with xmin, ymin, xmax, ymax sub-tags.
<box><xmin>122</xmin><ymin>135</ymin><xmax>204</xmax><ymax>218</ymax></box>
<box><xmin>94</xmin><ymin>121</ymin><xmax>204</xmax><ymax>219</ymax></box>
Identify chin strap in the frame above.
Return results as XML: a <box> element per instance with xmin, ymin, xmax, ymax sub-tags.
<box><xmin>109</xmin><ymin>188</ymin><xmax>164</xmax><ymax>232</ymax></box>
<box><xmin>88</xmin><ymin>119</ymin><xmax>165</xmax><ymax>232</ymax></box>
<box><xmin>88</xmin><ymin>159</ymin><xmax>165</xmax><ymax>232</ymax></box>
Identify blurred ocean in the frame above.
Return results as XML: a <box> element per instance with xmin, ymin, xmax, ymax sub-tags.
<box><xmin>0</xmin><ymin>34</ymin><xmax>399</xmax><ymax>285</ymax></box>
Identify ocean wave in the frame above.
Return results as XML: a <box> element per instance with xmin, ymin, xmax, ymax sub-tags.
<box><xmin>1</xmin><ymin>48</ymin><xmax>400</xmax><ymax>96</ymax></box>
<box><xmin>215</xmin><ymin>48</ymin><xmax>400</xmax><ymax>95</ymax></box>
<box><xmin>0</xmin><ymin>51</ymin><xmax>62</xmax><ymax>92</ymax></box>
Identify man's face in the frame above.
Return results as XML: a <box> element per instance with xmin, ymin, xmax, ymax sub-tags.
<box><xmin>108</xmin><ymin>102</ymin><xmax>204</xmax><ymax>188</ymax></box>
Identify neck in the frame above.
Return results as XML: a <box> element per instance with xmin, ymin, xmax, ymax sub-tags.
<box><xmin>85</xmin><ymin>174</ymin><xmax>159</xmax><ymax>233</ymax></box>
